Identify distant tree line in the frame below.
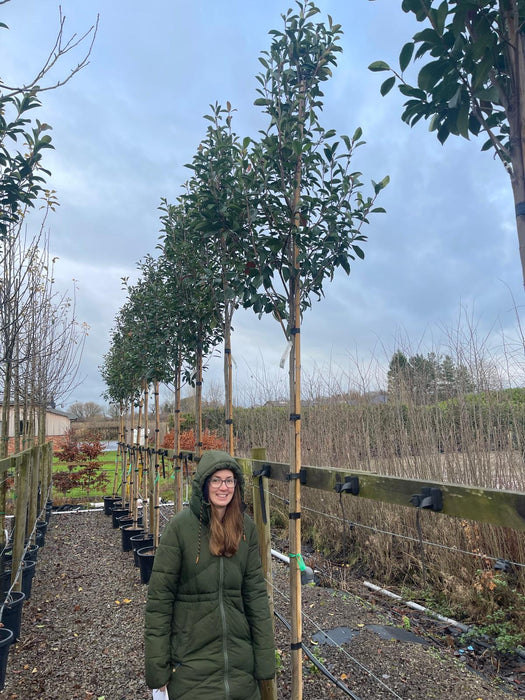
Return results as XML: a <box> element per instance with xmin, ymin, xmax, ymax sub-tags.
<box><xmin>387</xmin><ymin>351</ymin><xmax>475</xmax><ymax>405</ymax></box>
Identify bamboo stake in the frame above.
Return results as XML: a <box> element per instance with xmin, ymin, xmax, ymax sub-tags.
<box><xmin>224</xmin><ymin>312</ymin><xmax>234</xmax><ymax>456</ymax></box>
<box><xmin>174</xmin><ymin>362</ymin><xmax>182</xmax><ymax>512</ymax></box>
<box><xmin>195</xmin><ymin>344</ymin><xmax>203</xmax><ymax>460</ymax></box>
<box><xmin>288</xmin><ymin>75</ymin><xmax>305</xmax><ymax>700</ymax></box>
<box><xmin>153</xmin><ymin>380</ymin><xmax>161</xmax><ymax>548</ymax></box>
<box><xmin>289</xmin><ymin>261</ymin><xmax>303</xmax><ymax>700</ymax></box>
<box><xmin>142</xmin><ymin>382</ymin><xmax>150</xmax><ymax>522</ymax></box>
<box><xmin>127</xmin><ymin>403</ymin><xmax>134</xmax><ymax>507</ymax></box>
<box><xmin>132</xmin><ymin>392</ymin><xmax>144</xmax><ymax>523</ymax></box>
<box><xmin>113</xmin><ymin>402</ymin><xmax>124</xmax><ymax>497</ymax></box>
<box><xmin>120</xmin><ymin>404</ymin><xmax>129</xmax><ymax>504</ymax></box>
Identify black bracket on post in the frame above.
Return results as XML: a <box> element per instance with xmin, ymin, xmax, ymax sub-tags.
<box><xmin>287</xmin><ymin>468</ymin><xmax>307</xmax><ymax>485</ymax></box>
<box><xmin>410</xmin><ymin>487</ymin><xmax>443</xmax><ymax>512</ymax></box>
<box><xmin>253</xmin><ymin>463</ymin><xmax>272</xmax><ymax>526</ymax></box>
<box><xmin>334</xmin><ymin>476</ymin><xmax>360</xmax><ymax>496</ymax></box>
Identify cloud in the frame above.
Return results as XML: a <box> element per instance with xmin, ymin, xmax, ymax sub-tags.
<box><xmin>1</xmin><ymin>0</ymin><xmax>522</xmax><ymax>408</ymax></box>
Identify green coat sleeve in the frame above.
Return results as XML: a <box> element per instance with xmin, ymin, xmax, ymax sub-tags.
<box><xmin>144</xmin><ymin>519</ymin><xmax>181</xmax><ymax>689</ymax></box>
<box><xmin>242</xmin><ymin>519</ymin><xmax>276</xmax><ymax>680</ymax></box>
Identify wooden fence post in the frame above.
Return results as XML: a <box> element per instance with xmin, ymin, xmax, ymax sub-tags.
<box><xmin>45</xmin><ymin>441</ymin><xmax>53</xmax><ymax>503</ymax></box>
<box><xmin>27</xmin><ymin>446</ymin><xmax>39</xmax><ymax>541</ymax></box>
<box><xmin>250</xmin><ymin>447</ymin><xmax>277</xmax><ymax>700</ymax></box>
<box><xmin>12</xmin><ymin>452</ymin><xmax>29</xmax><ymax>591</ymax></box>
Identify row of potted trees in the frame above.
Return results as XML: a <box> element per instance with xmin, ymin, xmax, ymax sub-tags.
<box><xmin>0</xmin><ymin>499</ymin><xmax>52</xmax><ymax>689</ymax></box>
<box><xmin>103</xmin><ymin>495</ymin><xmax>155</xmax><ymax>584</ymax></box>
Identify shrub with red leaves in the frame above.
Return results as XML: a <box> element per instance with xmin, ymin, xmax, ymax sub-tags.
<box><xmin>162</xmin><ymin>428</ymin><xmax>226</xmax><ymax>451</ymax></box>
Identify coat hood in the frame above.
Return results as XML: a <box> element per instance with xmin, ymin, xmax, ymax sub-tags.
<box><xmin>190</xmin><ymin>450</ymin><xmax>245</xmax><ymax>523</ymax></box>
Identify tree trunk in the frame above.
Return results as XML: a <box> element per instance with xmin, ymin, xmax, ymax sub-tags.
<box><xmin>288</xmin><ymin>259</ymin><xmax>303</xmax><ymax>700</ymax></box>
<box><xmin>0</xmin><ymin>361</ymin><xmax>12</xmax><ymax>551</ymax></box>
<box><xmin>13</xmin><ymin>356</ymin><xmax>20</xmax><ymax>453</ymax></box>
<box><xmin>503</xmin><ymin>2</ymin><xmax>525</xmax><ymax>288</ymax></box>
<box><xmin>195</xmin><ymin>344</ymin><xmax>203</xmax><ymax>460</ymax></box>
<box><xmin>223</xmin><ymin>304</ymin><xmax>234</xmax><ymax>456</ymax></box>
<box><xmin>174</xmin><ymin>361</ymin><xmax>182</xmax><ymax>511</ymax></box>
<box><xmin>153</xmin><ymin>380</ymin><xmax>161</xmax><ymax>548</ymax></box>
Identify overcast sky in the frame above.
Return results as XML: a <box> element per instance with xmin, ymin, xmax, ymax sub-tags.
<box><xmin>2</xmin><ymin>0</ymin><xmax>523</xmax><ymax>408</ymax></box>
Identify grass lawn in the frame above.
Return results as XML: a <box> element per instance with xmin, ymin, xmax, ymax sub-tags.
<box><xmin>51</xmin><ymin>450</ymin><xmax>176</xmax><ymax>502</ymax></box>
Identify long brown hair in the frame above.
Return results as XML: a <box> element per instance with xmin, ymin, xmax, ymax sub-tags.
<box><xmin>209</xmin><ymin>486</ymin><xmax>243</xmax><ymax>557</ymax></box>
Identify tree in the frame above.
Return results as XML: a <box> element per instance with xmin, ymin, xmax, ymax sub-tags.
<box><xmin>184</xmin><ymin>103</ymin><xmax>250</xmax><ymax>455</ymax></box>
<box><xmin>369</xmin><ymin>0</ymin><xmax>525</xmax><ymax>287</ymax></box>
<box><xmin>387</xmin><ymin>349</ymin><xmax>475</xmax><ymax>403</ymax></box>
<box><xmin>238</xmin><ymin>4</ymin><xmax>388</xmax><ymax>696</ymax></box>
<box><xmin>0</xmin><ymin>4</ymin><xmax>97</xmax><ymax>239</ymax></box>
<box><xmin>68</xmin><ymin>401</ymin><xmax>105</xmax><ymax>420</ymax></box>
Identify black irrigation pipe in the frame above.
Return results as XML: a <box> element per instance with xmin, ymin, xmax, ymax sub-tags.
<box><xmin>274</xmin><ymin>609</ymin><xmax>362</xmax><ymax>700</ymax></box>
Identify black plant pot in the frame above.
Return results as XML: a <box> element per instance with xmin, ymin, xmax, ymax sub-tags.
<box><xmin>35</xmin><ymin>520</ymin><xmax>47</xmax><ymax>549</ymax></box>
<box><xmin>121</xmin><ymin>525</ymin><xmax>144</xmax><ymax>553</ymax></box>
<box><xmin>117</xmin><ymin>515</ymin><xmax>133</xmax><ymax>529</ymax></box>
<box><xmin>103</xmin><ymin>496</ymin><xmax>121</xmax><ymax>516</ymax></box>
<box><xmin>2</xmin><ymin>543</ymin><xmax>39</xmax><ymax>564</ymax></box>
<box><xmin>45</xmin><ymin>500</ymin><xmax>53</xmax><ymax>524</ymax></box>
<box><xmin>0</xmin><ymin>628</ymin><xmax>13</xmax><ymax>690</ymax></box>
<box><xmin>130</xmin><ymin>533</ymin><xmax>153</xmax><ymax>567</ymax></box>
<box><xmin>137</xmin><ymin>547</ymin><xmax>155</xmax><ymax>584</ymax></box>
<box><xmin>1</xmin><ymin>560</ymin><xmax>36</xmax><ymax>600</ymax></box>
<box><xmin>112</xmin><ymin>508</ymin><xmax>130</xmax><ymax>529</ymax></box>
<box><xmin>0</xmin><ymin>591</ymin><xmax>25</xmax><ymax>642</ymax></box>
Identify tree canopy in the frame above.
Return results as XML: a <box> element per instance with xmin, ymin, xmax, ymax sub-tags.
<box><xmin>370</xmin><ymin>0</ymin><xmax>525</xmax><ymax>286</ymax></box>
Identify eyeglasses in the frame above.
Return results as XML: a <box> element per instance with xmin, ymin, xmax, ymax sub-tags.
<box><xmin>209</xmin><ymin>477</ymin><xmax>236</xmax><ymax>489</ymax></box>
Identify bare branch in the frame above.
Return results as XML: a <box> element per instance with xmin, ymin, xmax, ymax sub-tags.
<box><xmin>0</xmin><ymin>7</ymin><xmax>99</xmax><ymax>99</ymax></box>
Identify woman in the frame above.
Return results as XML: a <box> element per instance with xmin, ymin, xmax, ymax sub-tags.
<box><xmin>144</xmin><ymin>449</ymin><xmax>275</xmax><ymax>699</ymax></box>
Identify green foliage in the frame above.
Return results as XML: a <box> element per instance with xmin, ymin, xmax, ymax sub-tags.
<box><xmin>387</xmin><ymin>350</ymin><xmax>475</xmax><ymax>404</ymax></box>
<box><xmin>461</xmin><ymin>608</ymin><xmax>525</xmax><ymax>654</ymax></box>
<box><xmin>239</xmin><ymin>1</ymin><xmax>388</xmax><ymax>327</ymax></box>
<box><xmin>274</xmin><ymin>648</ymin><xmax>284</xmax><ymax>674</ymax></box>
<box><xmin>0</xmin><ymin>91</ymin><xmax>54</xmax><ymax>239</ymax></box>
<box><xmin>460</xmin><ymin>572</ymin><xmax>525</xmax><ymax>653</ymax></box>
<box><xmin>370</xmin><ymin>1</ymin><xmax>522</xmax><ymax>165</ymax></box>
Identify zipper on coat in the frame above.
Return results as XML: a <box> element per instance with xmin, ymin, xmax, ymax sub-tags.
<box><xmin>219</xmin><ymin>557</ymin><xmax>231</xmax><ymax>699</ymax></box>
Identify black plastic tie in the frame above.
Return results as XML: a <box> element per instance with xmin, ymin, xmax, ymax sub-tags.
<box><xmin>516</xmin><ymin>202</ymin><xmax>525</xmax><ymax>216</ymax></box>
<box><xmin>290</xmin><ymin>327</ymin><xmax>300</xmax><ymax>335</ymax></box>
<box><xmin>225</xmin><ymin>419</ymin><xmax>233</xmax><ymax>425</ymax></box>
<box><xmin>290</xmin><ymin>641</ymin><xmax>302</xmax><ymax>650</ymax></box>
<box><xmin>253</xmin><ymin>463</ymin><xmax>271</xmax><ymax>479</ymax></box>
<box><xmin>410</xmin><ymin>487</ymin><xmax>443</xmax><ymax>512</ymax></box>
<box><xmin>289</xmin><ymin>512</ymin><xmax>301</xmax><ymax>520</ymax></box>
<box><xmin>289</xmin><ymin>413</ymin><xmax>301</xmax><ymax>421</ymax></box>
<box><xmin>287</xmin><ymin>468</ymin><xmax>306</xmax><ymax>485</ymax></box>
<box><xmin>335</xmin><ymin>476</ymin><xmax>360</xmax><ymax>496</ymax></box>
<box><xmin>252</xmin><ymin>463</ymin><xmax>272</xmax><ymax>524</ymax></box>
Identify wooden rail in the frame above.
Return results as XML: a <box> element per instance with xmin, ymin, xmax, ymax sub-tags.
<box><xmin>167</xmin><ymin>449</ymin><xmax>525</xmax><ymax>531</ymax></box>
<box><xmin>0</xmin><ymin>442</ymin><xmax>53</xmax><ymax>591</ymax></box>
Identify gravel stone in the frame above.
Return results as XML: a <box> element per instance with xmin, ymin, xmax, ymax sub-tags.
<box><xmin>0</xmin><ymin>509</ymin><xmax>521</xmax><ymax>700</ymax></box>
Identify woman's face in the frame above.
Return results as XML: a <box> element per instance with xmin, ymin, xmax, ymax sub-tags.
<box><xmin>207</xmin><ymin>468</ymin><xmax>236</xmax><ymax>510</ymax></box>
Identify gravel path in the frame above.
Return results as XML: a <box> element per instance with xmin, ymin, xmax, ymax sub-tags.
<box><xmin>0</xmin><ymin>508</ymin><xmax>521</xmax><ymax>700</ymax></box>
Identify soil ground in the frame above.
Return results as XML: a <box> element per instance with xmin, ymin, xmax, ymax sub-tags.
<box><xmin>0</xmin><ymin>508</ymin><xmax>523</xmax><ymax>700</ymax></box>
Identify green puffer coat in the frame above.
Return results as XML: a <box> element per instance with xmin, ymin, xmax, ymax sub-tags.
<box><xmin>144</xmin><ymin>450</ymin><xmax>275</xmax><ymax>699</ymax></box>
